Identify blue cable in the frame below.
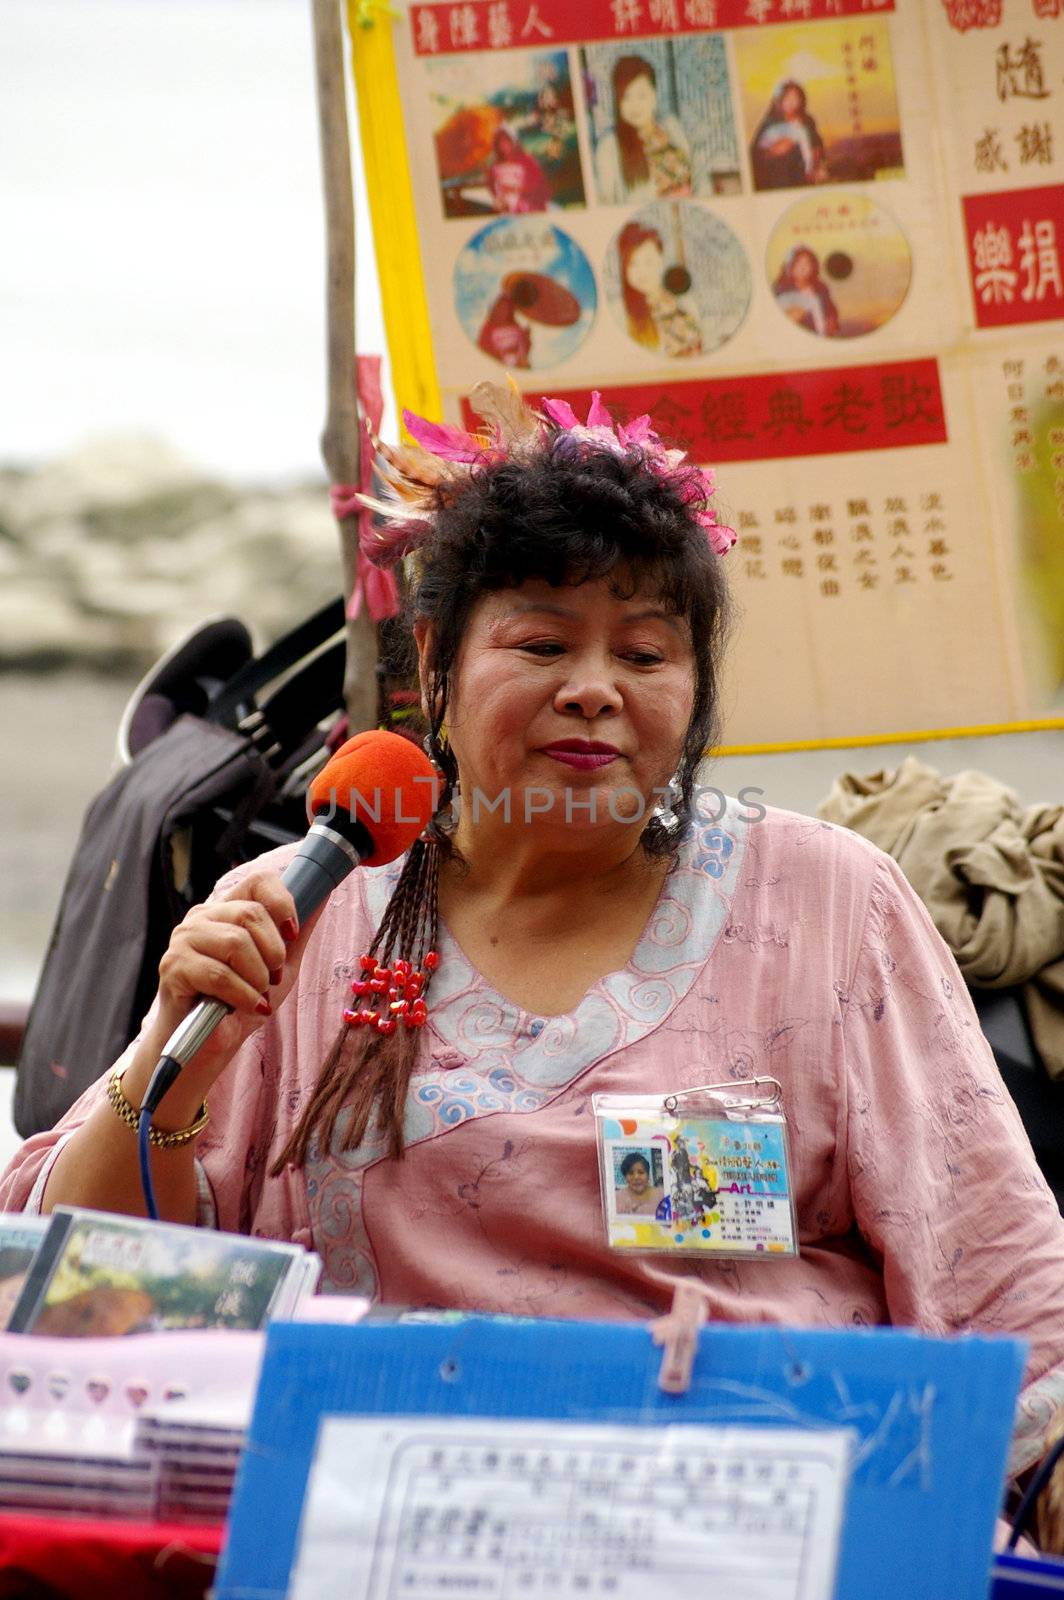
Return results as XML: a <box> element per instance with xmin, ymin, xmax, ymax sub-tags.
<box><xmin>137</xmin><ymin>1107</ymin><xmax>160</xmax><ymax>1222</ymax></box>
<box><xmin>137</xmin><ymin>1054</ymin><xmax>183</xmax><ymax>1222</ymax></box>
<box><xmin>1007</xmin><ymin>1430</ymin><xmax>1064</xmax><ymax>1550</ymax></box>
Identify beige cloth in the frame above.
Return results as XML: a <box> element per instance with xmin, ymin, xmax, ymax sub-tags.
<box><xmin>819</xmin><ymin>755</ymin><xmax>1064</xmax><ymax>1077</ymax></box>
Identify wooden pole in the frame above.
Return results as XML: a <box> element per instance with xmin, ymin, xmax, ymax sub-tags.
<box><xmin>310</xmin><ymin>0</ymin><xmax>378</xmax><ymax>731</ymax></box>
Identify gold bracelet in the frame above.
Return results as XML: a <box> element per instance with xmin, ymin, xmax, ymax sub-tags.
<box><xmin>106</xmin><ymin>1069</ymin><xmax>208</xmax><ymax>1149</ymax></box>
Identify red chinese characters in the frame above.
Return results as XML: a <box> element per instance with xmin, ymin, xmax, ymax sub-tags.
<box><xmin>463</xmin><ymin>360</ymin><xmax>947</xmax><ymax>465</ymax></box>
<box><xmin>940</xmin><ymin>0</ymin><xmax>1002</xmax><ymax>30</ymax></box>
<box><xmin>409</xmin><ymin>0</ymin><xmax>894</xmax><ymax>54</ymax></box>
<box><xmin>963</xmin><ymin>185</ymin><xmax>1064</xmax><ymax>327</ymax></box>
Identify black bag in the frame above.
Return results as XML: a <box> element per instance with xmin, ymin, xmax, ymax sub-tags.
<box><xmin>14</xmin><ymin>598</ymin><xmax>347</xmax><ymax>1137</ymax></box>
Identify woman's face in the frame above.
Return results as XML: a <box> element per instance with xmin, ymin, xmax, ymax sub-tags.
<box><xmin>624</xmin><ymin>1159</ymin><xmax>651</xmax><ymax>1195</ymax></box>
<box><xmin>791</xmin><ymin>250</ymin><xmax>817</xmax><ymax>288</ymax></box>
<box><xmin>423</xmin><ymin>574</ymin><xmax>696</xmax><ymax>840</ymax></box>
<box><xmin>618</xmin><ymin>72</ymin><xmax>658</xmax><ymax>132</ymax></box>
<box><xmin>624</xmin><ymin>237</ymin><xmax>664</xmax><ymax>297</ymax></box>
<box><xmin>780</xmin><ymin>84</ymin><xmax>803</xmax><ymax>119</ymax></box>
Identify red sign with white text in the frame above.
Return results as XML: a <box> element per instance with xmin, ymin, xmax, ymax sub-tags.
<box><xmin>463</xmin><ymin>360</ymin><xmax>947</xmax><ymax>464</ymax></box>
<box><xmin>962</xmin><ymin>184</ymin><xmax>1064</xmax><ymax>329</ymax></box>
<box><xmin>410</xmin><ymin>0</ymin><xmax>895</xmax><ymax>55</ymax></box>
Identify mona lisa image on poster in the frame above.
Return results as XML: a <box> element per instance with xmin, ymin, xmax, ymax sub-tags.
<box><xmin>734</xmin><ymin>16</ymin><xmax>904</xmax><ymax>192</ymax></box>
<box><xmin>582</xmin><ymin>35</ymin><xmax>741</xmax><ymax>205</ymax></box>
<box><xmin>428</xmin><ymin>48</ymin><xmax>585</xmax><ymax>219</ymax></box>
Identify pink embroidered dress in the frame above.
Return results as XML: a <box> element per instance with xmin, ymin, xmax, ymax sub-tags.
<box><xmin>5</xmin><ymin>796</ymin><xmax>1064</xmax><ymax>1473</ymax></box>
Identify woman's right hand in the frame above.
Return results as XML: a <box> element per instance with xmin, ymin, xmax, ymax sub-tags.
<box><xmin>154</xmin><ymin>868</ymin><xmax>319</xmax><ymax>1090</ymax></box>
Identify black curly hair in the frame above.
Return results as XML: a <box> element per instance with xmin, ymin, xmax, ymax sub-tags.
<box><xmin>620</xmin><ymin>1150</ymin><xmax>652</xmax><ymax>1178</ymax></box>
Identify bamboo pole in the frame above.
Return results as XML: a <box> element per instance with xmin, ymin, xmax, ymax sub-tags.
<box><xmin>310</xmin><ymin>0</ymin><xmax>378</xmax><ymax>730</ymax></box>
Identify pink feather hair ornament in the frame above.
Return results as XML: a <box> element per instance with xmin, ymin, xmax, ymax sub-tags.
<box><xmin>353</xmin><ymin>382</ymin><xmax>736</xmax><ymax>567</ymax></box>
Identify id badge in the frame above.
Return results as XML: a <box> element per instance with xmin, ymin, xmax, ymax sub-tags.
<box><xmin>593</xmin><ymin>1079</ymin><xmax>798</xmax><ymax>1259</ymax></box>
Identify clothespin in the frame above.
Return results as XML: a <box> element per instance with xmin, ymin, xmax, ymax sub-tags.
<box><xmin>650</xmin><ymin>1281</ymin><xmax>707</xmax><ymax>1395</ymax></box>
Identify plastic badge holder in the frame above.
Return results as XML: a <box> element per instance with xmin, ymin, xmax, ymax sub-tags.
<box><xmin>593</xmin><ymin>1078</ymin><xmax>799</xmax><ymax>1258</ymax></box>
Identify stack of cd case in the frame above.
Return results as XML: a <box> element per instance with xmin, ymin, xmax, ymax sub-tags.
<box><xmin>0</xmin><ymin>1205</ymin><xmax>327</xmax><ymax>1522</ymax></box>
<box><xmin>0</xmin><ymin>1327</ymin><xmax>263</xmax><ymax>1521</ymax></box>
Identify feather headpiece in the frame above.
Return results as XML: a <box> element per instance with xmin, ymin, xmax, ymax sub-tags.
<box><xmin>354</xmin><ymin>382</ymin><xmax>736</xmax><ymax>569</ymax></box>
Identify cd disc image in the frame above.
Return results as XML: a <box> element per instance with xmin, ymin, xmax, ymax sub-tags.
<box><xmin>766</xmin><ymin>193</ymin><xmax>911</xmax><ymax>339</ymax></box>
<box><xmin>604</xmin><ymin>199</ymin><xmax>751</xmax><ymax>359</ymax></box>
<box><xmin>454</xmin><ymin>216</ymin><xmax>596</xmax><ymax>371</ymax></box>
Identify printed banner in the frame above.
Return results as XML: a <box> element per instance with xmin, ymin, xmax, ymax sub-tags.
<box><xmin>409</xmin><ymin>0</ymin><xmax>896</xmax><ymax>56</ymax></box>
<box><xmin>351</xmin><ymin>0</ymin><xmax>1064</xmax><ymax>744</ymax></box>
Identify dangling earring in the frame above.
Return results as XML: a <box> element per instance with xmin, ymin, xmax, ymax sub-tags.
<box><xmin>422</xmin><ymin>730</ymin><xmax>458</xmax><ymax>807</ymax></box>
<box><xmin>655</xmin><ymin>771</ymin><xmax>682</xmax><ymax>831</ymax></box>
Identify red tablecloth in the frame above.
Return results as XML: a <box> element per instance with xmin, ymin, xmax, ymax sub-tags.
<box><xmin>0</xmin><ymin>1511</ymin><xmax>223</xmax><ymax>1600</ymax></box>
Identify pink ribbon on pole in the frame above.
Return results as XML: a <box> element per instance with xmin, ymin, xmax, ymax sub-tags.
<box><xmin>330</xmin><ymin>355</ymin><xmax>401</xmax><ymax>623</ymax></box>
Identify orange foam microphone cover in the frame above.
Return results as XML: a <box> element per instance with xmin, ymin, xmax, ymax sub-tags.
<box><xmin>307</xmin><ymin>729</ymin><xmax>439</xmax><ymax>867</ymax></box>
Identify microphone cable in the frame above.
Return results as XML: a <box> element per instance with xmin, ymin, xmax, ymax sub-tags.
<box><xmin>137</xmin><ymin>1050</ymin><xmax>186</xmax><ymax>1222</ymax></box>
<box><xmin>138</xmin><ymin>1102</ymin><xmax>160</xmax><ymax>1222</ymax></box>
<box><xmin>1006</xmin><ymin>1430</ymin><xmax>1064</xmax><ymax>1552</ymax></box>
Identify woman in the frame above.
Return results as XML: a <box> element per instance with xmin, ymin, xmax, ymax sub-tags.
<box><xmin>594</xmin><ymin>55</ymin><xmax>692</xmax><ymax>206</ymax></box>
<box><xmin>750</xmin><ymin>80</ymin><xmax>826</xmax><ymax>191</ymax></box>
<box><xmin>475</xmin><ymin>290</ymin><xmax>534</xmax><ymax>368</ymax></box>
<box><xmin>475</xmin><ymin>272</ymin><xmax>581</xmax><ymax>370</ymax></box>
<box><xmin>618</xmin><ymin>221</ymin><xmax>703</xmax><ymax>358</ymax></box>
<box><xmin>487</xmin><ymin>125</ymin><xmax>550</xmax><ymax>215</ymax></box>
<box><xmin>616</xmin><ymin>1152</ymin><xmax>664</xmax><ymax>1217</ymax></box>
<box><xmin>3</xmin><ymin>387</ymin><xmax>1064</xmax><ymax>1497</ymax></box>
<box><xmin>772</xmin><ymin>245</ymin><xmax>839</xmax><ymax>337</ymax></box>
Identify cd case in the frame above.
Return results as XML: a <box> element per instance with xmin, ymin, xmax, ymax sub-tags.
<box><xmin>8</xmin><ymin>1206</ymin><xmax>320</xmax><ymax>1337</ymax></box>
<box><xmin>0</xmin><ymin>1213</ymin><xmax>50</xmax><ymax>1329</ymax></box>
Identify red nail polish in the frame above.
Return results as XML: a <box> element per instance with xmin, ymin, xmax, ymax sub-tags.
<box><xmin>269</xmin><ymin>968</ymin><xmax>283</xmax><ymax>986</ymax></box>
<box><xmin>282</xmin><ymin>918</ymin><xmax>299</xmax><ymax>944</ymax></box>
<box><xmin>256</xmin><ymin>998</ymin><xmax>272</xmax><ymax>1016</ymax></box>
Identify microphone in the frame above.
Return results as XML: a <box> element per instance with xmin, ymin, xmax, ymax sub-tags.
<box><xmin>142</xmin><ymin>730</ymin><xmax>438</xmax><ymax>1116</ymax></box>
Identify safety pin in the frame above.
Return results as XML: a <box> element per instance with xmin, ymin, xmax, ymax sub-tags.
<box><xmin>663</xmin><ymin>1076</ymin><xmax>783</xmax><ymax>1116</ymax></box>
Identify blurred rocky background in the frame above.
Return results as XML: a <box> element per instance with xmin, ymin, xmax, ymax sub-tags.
<box><xmin>0</xmin><ymin>438</ymin><xmax>342</xmax><ymax>1004</ymax></box>
<box><xmin>0</xmin><ymin>439</ymin><xmax>338</xmax><ymax>675</ymax></box>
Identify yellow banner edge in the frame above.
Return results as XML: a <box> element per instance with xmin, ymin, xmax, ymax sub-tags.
<box><xmin>346</xmin><ymin>2</ymin><xmax>441</xmax><ymax>424</ymax></box>
<box><xmin>710</xmin><ymin>717</ymin><xmax>1064</xmax><ymax>758</ymax></box>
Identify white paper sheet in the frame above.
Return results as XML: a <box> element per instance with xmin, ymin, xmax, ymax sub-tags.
<box><xmin>288</xmin><ymin>1417</ymin><xmax>852</xmax><ymax>1600</ymax></box>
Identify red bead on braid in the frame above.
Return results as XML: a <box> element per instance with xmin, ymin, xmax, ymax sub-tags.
<box><xmin>342</xmin><ymin>819</ymin><xmax>444</xmax><ymax>1035</ymax></box>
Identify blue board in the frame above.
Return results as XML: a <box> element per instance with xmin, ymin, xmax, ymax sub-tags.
<box><xmin>215</xmin><ymin>1317</ymin><xmax>1025</xmax><ymax>1600</ymax></box>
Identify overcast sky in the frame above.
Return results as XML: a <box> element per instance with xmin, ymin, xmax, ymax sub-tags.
<box><xmin>2</xmin><ymin>0</ymin><xmax>389</xmax><ymax>481</ymax></box>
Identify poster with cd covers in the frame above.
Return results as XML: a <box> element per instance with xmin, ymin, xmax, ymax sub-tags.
<box><xmin>349</xmin><ymin>0</ymin><xmax>1064</xmax><ymax>746</ymax></box>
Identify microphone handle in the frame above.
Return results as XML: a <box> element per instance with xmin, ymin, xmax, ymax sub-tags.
<box><xmin>143</xmin><ymin>819</ymin><xmax>369</xmax><ymax>1116</ymax></box>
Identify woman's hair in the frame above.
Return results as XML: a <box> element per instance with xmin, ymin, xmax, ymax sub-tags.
<box><xmin>273</xmin><ymin>437</ymin><xmax>731</xmax><ymax>1175</ymax></box>
<box><xmin>620</xmin><ymin>1151</ymin><xmax>651</xmax><ymax>1178</ymax></box>
<box><xmin>773</xmin><ymin>245</ymin><xmax>821</xmax><ymax>295</ymax></box>
<box><xmin>618</xmin><ymin>221</ymin><xmax>663</xmax><ymax>349</ymax></box>
<box><xmin>771</xmin><ymin>79</ymin><xmax>808</xmax><ymax>119</ymax></box>
<box><xmin>612</xmin><ymin>54</ymin><xmax>656</xmax><ymax>190</ymax></box>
